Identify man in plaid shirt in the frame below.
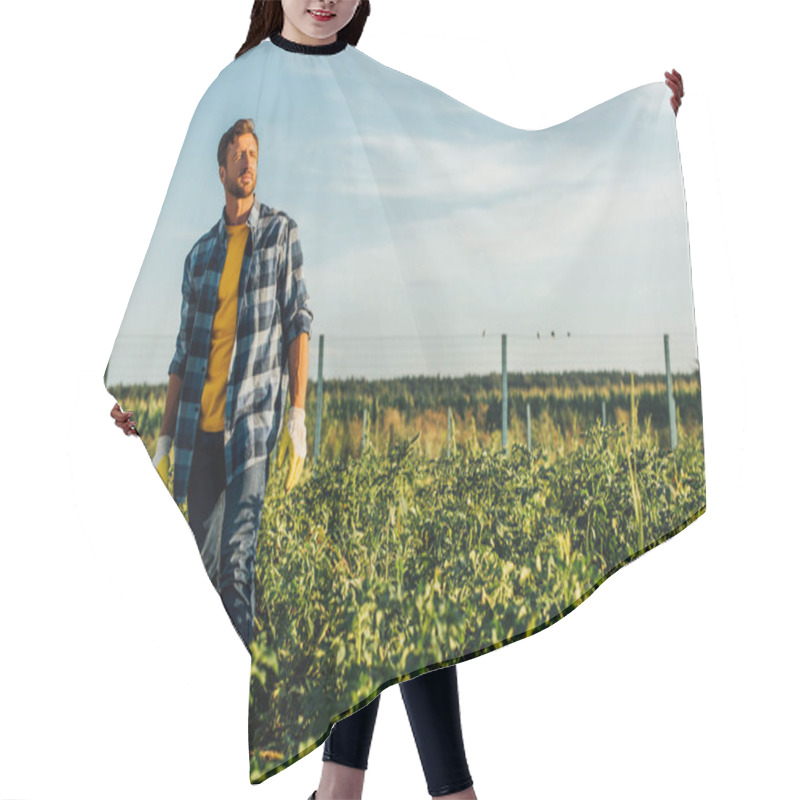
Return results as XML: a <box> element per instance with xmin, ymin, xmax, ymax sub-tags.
<box><xmin>150</xmin><ymin>118</ymin><xmax>313</xmax><ymax>651</ymax></box>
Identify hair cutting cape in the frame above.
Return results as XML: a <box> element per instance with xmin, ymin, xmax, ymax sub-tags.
<box><xmin>104</xmin><ymin>32</ymin><xmax>706</xmax><ymax>784</ymax></box>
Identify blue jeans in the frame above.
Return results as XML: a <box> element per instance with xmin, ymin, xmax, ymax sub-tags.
<box><xmin>186</xmin><ymin>429</ymin><xmax>267</xmax><ymax>651</ymax></box>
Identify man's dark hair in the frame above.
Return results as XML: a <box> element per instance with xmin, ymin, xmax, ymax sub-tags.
<box><xmin>217</xmin><ymin>118</ymin><xmax>259</xmax><ymax>169</ymax></box>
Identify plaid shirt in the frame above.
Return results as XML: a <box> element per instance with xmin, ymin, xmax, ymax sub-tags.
<box><xmin>168</xmin><ymin>196</ymin><xmax>313</xmax><ymax>505</ymax></box>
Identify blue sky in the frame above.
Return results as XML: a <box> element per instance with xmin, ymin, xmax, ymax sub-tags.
<box><xmin>107</xmin><ymin>40</ymin><xmax>699</xmax><ymax>385</ymax></box>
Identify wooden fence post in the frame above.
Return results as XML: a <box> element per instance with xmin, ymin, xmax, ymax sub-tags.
<box><xmin>502</xmin><ymin>333</ymin><xmax>508</xmax><ymax>455</ymax></box>
<box><xmin>313</xmin><ymin>334</ymin><xmax>324</xmax><ymax>475</ymax></box>
<box><xmin>526</xmin><ymin>402</ymin><xmax>532</xmax><ymax>452</ymax></box>
<box><xmin>664</xmin><ymin>333</ymin><xmax>678</xmax><ymax>449</ymax></box>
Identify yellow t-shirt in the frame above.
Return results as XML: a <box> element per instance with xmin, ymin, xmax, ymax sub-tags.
<box><xmin>198</xmin><ymin>222</ymin><xmax>249</xmax><ymax>432</ymax></box>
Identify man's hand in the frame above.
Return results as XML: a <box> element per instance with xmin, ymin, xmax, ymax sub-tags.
<box><xmin>110</xmin><ymin>402</ymin><xmax>139</xmax><ymax>436</ymax></box>
<box><xmin>665</xmin><ymin>69</ymin><xmax>684</xmax><ymax>116</ymax></box>
<box><xmin>277</xmin><ymin>406</ymin><xmax>307</xmax><ymax>492</ymax></box>
<box><xmin>152</xmin><ymin>434</ymin><xmax>173</xmax><ymax>486</ymax></box>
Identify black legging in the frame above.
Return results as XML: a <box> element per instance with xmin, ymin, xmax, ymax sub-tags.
<box><xmin>323</xmin><ymin>664</ymin><xmax>474</xmax><ymax>797</ymax></box>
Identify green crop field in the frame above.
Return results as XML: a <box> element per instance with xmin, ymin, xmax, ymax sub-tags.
<box><xmin>107</xmin><ymin>371</ymin><xmax>705</xmax><ymax>781</ymax></box>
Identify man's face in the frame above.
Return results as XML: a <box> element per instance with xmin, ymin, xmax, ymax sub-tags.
<box><xmin>221</xmin><ymin>133</ymin><xmax>258</xmax><ymax>199</ymax></box>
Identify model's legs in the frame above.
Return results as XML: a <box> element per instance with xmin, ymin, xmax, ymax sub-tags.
<box><xmin>218</xmin><ymin>457</ymin><xmax>268</xmax><ymax>651</ymax></box>
<box><xmin>186</xmin><ymin>430</ymin><xmax>225</xmax><ymax>587</ymax></box>
<box><xmin>316</xmin><ymin>665</ymin><xmax>475</xmax><ymax>799</ymax></box>
<box><xmin>316</xmin><ymin>695</ymin><xmax>381</xmax><ymax>799</ymax></box>
<box><xmin>400</xmin><ymin>665</ymin><xmax>475</xmax><ymax>798</ymax></box>
<box><xmin>323</xmin><ymin>695</ymin><xmax>381</xmax><ymax>769</ymax></box>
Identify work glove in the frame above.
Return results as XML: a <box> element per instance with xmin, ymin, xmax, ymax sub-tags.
<box><xmin>152</xmin><ymin>434</ymin><xmax>172</xmax><ymax>486</ymax></box>
<box><xmin>276</xmin><ymin>406</ymin><xmax>306</xmax><ymax>492</ymax></box>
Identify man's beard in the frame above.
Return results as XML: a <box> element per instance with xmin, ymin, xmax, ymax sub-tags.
<box><xmin>227</xmin><ymin>176</ymin><xmax>255</xmax><ymax>199</ymax></box>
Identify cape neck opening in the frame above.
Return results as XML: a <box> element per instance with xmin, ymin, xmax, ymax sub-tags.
<box><xmin>269</xmin><ymin>31</ymin><xmax>348</xmax><ymax>55</ymax></box>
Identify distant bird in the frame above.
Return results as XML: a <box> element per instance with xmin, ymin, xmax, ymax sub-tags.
<box><xmin>551</xmin><ymin>330</ymin><xmax>555</xmax><ymax>338</ymax></box>
<box><xmin>567</xmin><ymin>331</ymin><xmax>571</xmax><ymax>337</ymax></box>
<box><xmin>536</xmin><ymin>331</ymin><xmax>540</xmax><ymax>339</ymax></box>
<box><xmin>482</xmin><ymin>329</ymin><xmax>486</xmax><ymax>337</ymax></box>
